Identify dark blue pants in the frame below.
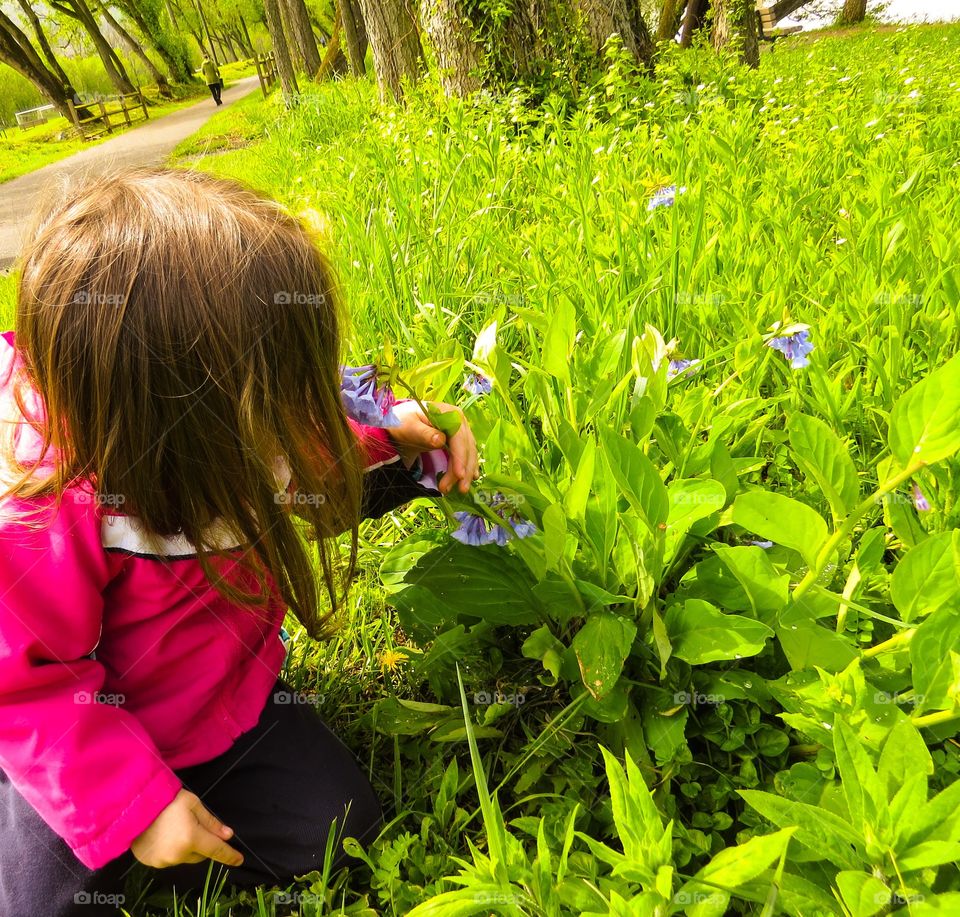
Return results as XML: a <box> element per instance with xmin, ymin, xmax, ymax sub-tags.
<box><xmin>0</xmin><ymin>679</ymin><xmax>383</xmax><ymax>916</ymax></box>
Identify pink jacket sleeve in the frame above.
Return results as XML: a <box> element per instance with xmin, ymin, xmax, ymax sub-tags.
<box><xmin>0</xmin><ymin>491</ymin><xmax>184</xmax><ymax>869</ymax></box>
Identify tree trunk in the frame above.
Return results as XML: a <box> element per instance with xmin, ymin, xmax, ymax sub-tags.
<box><xmin>338</xmin><ymin>0</ymin><xmax>367</xmax><ymax>76</ymax></box>
<box><xmin>119</xmin><ymin>0</ymin><xmax>195</xmax><ymax>83</ymax></box>
<box><xmin>16</xmin><ymin>0</ymin><xmax>74</xmax><ymax>93</ymax></box>
<box><xmin>52</xmin><ymin>0</ymin><xmax>137</xmax><ymax>94</ymax></box>
<box><xmin>0</xmin><ymin>10</ymin><xmax>74</xmax><ymax>119</ymax></box>
<box><xmin>680</xmin><ymin>0</ymin><xmax>710</xmax><ymax>47</ymax></box>
<box><xmin>354</xmin><ymin>0</ymin><xmax>421</xmax><ymax>100</ymax></box>
<box><xmin>97</xmin><ymin>1</ymin><xmax>173</xmax><ymax>94</ymax></box>
<box><xmin>574</xmin><ymin>0</ymin><xmax>653</xmax><ymax>68</ymax></box>
<box><xmin>280</xmin><ymin>0</ymin><xmax>322</xmax><ymax>75</ymax></box>
<box><xmin>657</xmin><ymin>0</ymin><xmax>683</xmax><ymax>41</ymax></box>
<box><xmin>238</xmin><ymin>13</ymin><xmax>256</xmax><ymax>55</ymax></box>
<box><xmin>263</xmin><ymin>0</ymin><xmax>300</xmax><ymax>104</ymax></box>
<box><xmin>711</xmin><ymin>0</ymin><xmax>759</xmax><ymax>67</ymax></box>
<box><xmin>420</xmin><ymin>0</ymin><xmax>482</xmax><ymax>96</ymax></box>
<box><xmin>836</xmin><ymin>0</ymin><xmax>867</xmax><ymax>25</ymax></box>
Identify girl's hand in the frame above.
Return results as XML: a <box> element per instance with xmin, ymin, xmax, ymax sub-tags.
<box><xmin>389</xmin><ymin>400</ymin><xmax>479</xmax><ymax>495</ymax></box>
<box><xmin>131</xmin><ymin>789</ymin><xmax>244</xmax><ymax>869</ymax></box>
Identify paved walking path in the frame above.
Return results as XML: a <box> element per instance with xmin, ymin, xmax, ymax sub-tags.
<box><xmin>0</xmin><ymin>75</ymin><xmax>261</xmax><ymax>272</ymax></box>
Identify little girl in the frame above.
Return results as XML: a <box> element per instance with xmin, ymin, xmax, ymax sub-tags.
<box><xmin>0</xmin><ymin>166</ymin><xmax>478</xmax><ymax>916</ymax></box>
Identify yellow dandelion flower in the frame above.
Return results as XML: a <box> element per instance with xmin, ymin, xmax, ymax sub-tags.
<box><xmin>379</xmin><ymin>649</ymin><xmax>409</xmax><ymax>672</ymax></box>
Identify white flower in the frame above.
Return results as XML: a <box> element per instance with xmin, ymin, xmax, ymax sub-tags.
<box><xmin>835</xmin><ymin>238</ymin><xmax>847</xmax><ymax>245</ymax></box>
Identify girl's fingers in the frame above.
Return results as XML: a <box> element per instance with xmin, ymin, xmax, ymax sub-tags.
<box><xmin>194</xmin><ymin>830</ymin><xmax>244</xmax><ymax>868</ymax></box>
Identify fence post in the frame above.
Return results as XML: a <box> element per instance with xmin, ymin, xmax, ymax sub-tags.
<box><xmin>255</xmin><ymin>54</ymin><xmax>266</xmax><ymax>98</ymax></box>
<box><xmin>67</xmin><ymin>98</ymin><xmax>80</xmax><ymax>131</ymax></box>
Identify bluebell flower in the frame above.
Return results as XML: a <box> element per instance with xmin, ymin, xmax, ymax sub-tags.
<box><xmin>451</xmin><ymin>492</ymin><xmax>538</xmax><ymax>546</ymax></box>
<box><xmin>912</xmin><ymin>484</ymin><xmax>930</xmax><ymax>512</ymax></box>
<box><xmin>340</xmin><ymin>364</ymin><xmax>401</xmax><ymax>427</ymax></box>
<box><xmin>451</xmin><ymin>512</ymin><xmax>493</xmax><ymax>546</ymax></box>
<box><xmin>750</xmin><ymin>540</ymin><xmax>774</xmax><ymax>549</ymax></box>
<box><xmin>667</xmin><ymin>358</ymin><xmax>701</xmax><ymax>380</ymax></box>
<box><xmin>463</xmin><ymin>372</ymin><xmax>493</xmax><ymax>396</ymax></box>
<box><xmin>766</xmin><ymin>328</ymin><xmax>814</xmax><ymax>369</ymax></box>
<box><xmin>648</xmin><ymin>184</ymin><xmax>687</xmax><ymax>211</ymax></box>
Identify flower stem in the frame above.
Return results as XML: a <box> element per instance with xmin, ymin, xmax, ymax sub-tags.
<box><xmin>791</xmin><ymin>463</ymin><xmax>920</xmax><ymax>607</ymax></box>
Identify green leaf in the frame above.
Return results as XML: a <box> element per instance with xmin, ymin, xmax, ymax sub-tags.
<box><xmin>372</xmin><ymin>696</ymin><xmax>455</xmax><ymax>736</ymax></box>
<box><xmin>426</xmin><ymin>404</ymin><xmax>462</xmax><ymax>437</ymax></box>
<box><xmin>739</xmin><ymin>790</ymin><xmax>863</xmax><ymax>869</ymax></box>
<box><xmin>888</xmin><ymin>352</ymin><xmax>960</xmax><ymax>468</ymax></box>
<box><xmin>398</xmin><ymin>541</ymin><xmax>541</xmax><ymax>627</ymax></box>
<box><xmin>564</xmin><ymin>436</ymin><xmax>596</xmax><ymax>522</ymax></box>
<box><xmin>676</xmin><ymin>829</ymin><xmax>795</xmax><ymax>917</ymax></box>
<box><xmin>664</xmin><ymin>479</ymin><xmax>726</xmax><ymax>564</ymax></box>
<box><xmin>598</xmin><ymin>745</ymin><xmax>671</xmax><ymax>884</ymax></box>
<box><xmin>730</xmin><ymin>491</ymin><xmax>829</xmax><ymax>568</ymax></box>
<box><xmin>543</xmin><ymin>298</ymin><xmax>575</xmax><ymax>384</ymax></box>
<box><xmin>572</xmin><ymin>611</ymin><xmax>637</xmax><ymax>700</ymax></box>
<box><xmin>835</xmin><ymin>871</ymin><xmax>889</xmax><ymax>917</ymax></box>
<box><xmin>877</xmin><ymin>718</ymin><xmax>931</xmax><ymax>805</ymax></box>
<box><xmin>541</xmin><ymin>502</ymin><xmax>568</xmax><ymax>572</ymax></box>
<box><xmin>774</xmin><ymin>618</ymin><xmax>858</xmax><ymax>674</ymax></box>
<box><xmin>890</xmin><ymin>532</ymin><xmax>960</xmax><ymax>623</ymax></box>
<box><xmin>597</xmin><ymin>428</ymin><xmax>669</xmax><ymax>529</ymax></box>
<box><xmin>832</xmin><ymin>716</ymin><xmax>884</xmax><ymax>837</ymax></box>
<box><xmin>664</xmin><ymin>600</ymin><xmax>773</xmax><ymax>665</ymax></box>
<box><xmin>713</xmin><ymin>545</ymin><xmax>790</xmax><ymax>624</ymax></box>
<box><xmin>787</xmin><ymin>413</ymin><xmax>860</xmax><ymax>523</ymax></box>
<box><xmin>910</xmin><ymin>603</ymin><xmax>960</xmax><ymax>713</ymax></box>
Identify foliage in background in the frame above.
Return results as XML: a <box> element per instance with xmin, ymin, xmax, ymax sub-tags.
<box><xmin>4</xmin><ymin>18</ymin><xmax>960</xmax><ymax>917</ymax></box>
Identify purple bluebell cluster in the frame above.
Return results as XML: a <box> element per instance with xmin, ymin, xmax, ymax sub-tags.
<box><xmin>648</xmin><ymin>185</ymin><xmax>686</xmax><ymax>211</ymax></box>
<box><xmin>463</xmin><ymin>372</ymin><xmax>493</xmax><ymax>396</ymax></box>
<box><xmin>451</xmin><ymin>493</ymin><xmax>538</xmax><ymax>546</ymax></box>
<box><xmin>667</xmin><ymin>358</ymin><xmax>701</xmax><ymax>380</ymax></box>
<box><xmin>340</xmin><ymin>364</ymin><xmax>401</xmax><ymax>427</ymax></box>
<box><xmin>749</xmin><ymin>540</ymin><xmax>774</xmax><ymax>549</ymax></box>
<box><xmin>912</xmin><ymin>484</ymin><xmax>930</xmax><ymax>512</ymax></box>
<box><xmin>766</xmin><ymin>328</ymin><xmax>814</xmax><ymax>369</ymax></box>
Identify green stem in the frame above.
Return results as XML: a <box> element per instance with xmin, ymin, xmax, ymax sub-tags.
<box><xmin>912</xmin><ymin>707</ymin><xmax>960</xmax><ymax>728</ymax></box>
<box><xmin>861</xmin><ymin>628</ymin><xmax>915</xmax><ymax>659</ymax></box>
<box><xmin>792</xmin><ymin>463</ymin><xmax>920</xmax><ymax>606</ymax></box>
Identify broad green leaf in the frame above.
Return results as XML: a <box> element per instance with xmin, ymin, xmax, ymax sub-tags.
<box><xmin>664</xmin><ymin>479</ymin><xmax>726</xmax><ymax>564</ymax></box>
<box><xmin>399</xmin><ymin>541</ymin><xmax>541</xmax><ymax>626</ymax></box>
<box><xmin>598</xmin><ymin>428</ymin><xmax>669</xmax><ymax>529</ymax></box>
<box><xmin>835</xmin><ymin>871</ymin><xmax>889</xmax><ymax>917</ymax></box>
<box><xmin>541</xmin><ymin>502</ymin><xmax>568</xmax><ymax>572</ymax></box>
<box><xmin>664</xmin><ymin>600</ymin><xmax>773</xmax><ymax>665</ymax></box>
<box><xmin>521</xmin><ymin>625</ymin><xmax>565</xmax><ymax>684</ymax></box>
<box><xmin>890</xmin><ymin>532</ymin><xmax>960</xmax><ymax>622</ymax></box>
<box><xmin>572</xmin><ymin>611</ymin><xmax>637</xmax><ymax>700</ymax></box>
<box><xmin>713</xmin><ymin>545</ymin><xmax>790</xmax><ymax>624</ymax></box>
<box><xmin>372</xmin><ymin>696</ymin><xmax>455</xmax><ymax>736</ymax></box>
<box><xmin>787</xmin><ymin>413</ymin><xmax>861</xmax><ymax>523</ymax></box>
<box><xmin>739</xmin><ymin>790</ymin><xmax>863</xmax><ymax>869</ymax></box>
<box><xmin>888</xmin><ymin>352</ymin><xmax>960</xmax><ymax>468</ymax></box>
<box><xmin>878</xmin><ymin>718</ymin><xmax>931</xmax><ymax>805</ymax></box>
<box><xmin>426</xmin><ymin>404</ymin><xmax>462</xmax><ymax>437</ymax></box>
<box><xmin>730</xmin><ymin>491</ymin><xmax>829</xmax><ymax>568</ymax></box>
<box><xmin>676</xmin><ymin>828</ymin><xmax>795</xmax><ymax>917</ymax></box>
<box><xmin>832</xmin><ymin>716</ymin><xmax>884</xmax><ymax>837</ymax></box>
<box><xmin>543</xmin><ymin>298</ymin><xmax>576</xmax><ymax>384</ymax></box>
<box><xmin>897</xmin><ymin>840</ymin><xmax>960</xmax><ymax>871</ymax></box>
<box><xmin>910</xmin><ymin>603</ymin><xmax>960</xmax><ymax>713</ymax></box>
<box><xmin>774</xmin><ymin>619</ymin><xmax>858</xmax><ymax>674</ymax></box>
<box><xmin>564</xmin><ymin>436</ymin><xmax>596</xmax><ymax>522</ymax></box>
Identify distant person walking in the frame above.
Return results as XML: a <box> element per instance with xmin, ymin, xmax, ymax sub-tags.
<box><xmin>201</xmin><ymin>56</ymin><xmax>222</xmax><ymax>106</ymax></box>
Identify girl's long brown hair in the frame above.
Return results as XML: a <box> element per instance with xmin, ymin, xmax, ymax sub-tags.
<box><xmin>1</xmin><ymin>165</ymin><xmax>365</xmax><ymax>639</ymax></box>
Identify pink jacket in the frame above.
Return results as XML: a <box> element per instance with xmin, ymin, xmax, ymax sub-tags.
<box><xmin>0</xmin><ymin>330</ymin><xmax>442</xmax><ymax>870</ymax></box>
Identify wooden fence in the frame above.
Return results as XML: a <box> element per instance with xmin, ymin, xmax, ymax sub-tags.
<box><xmin>255</xmin><ymin>52</ymin><xmax>278</xmax><ymax>98</ymax></box>
<box><xmin>66</xmin><ymin>91</ymin><xmax>149</xmax><ymax>140</ymax></box>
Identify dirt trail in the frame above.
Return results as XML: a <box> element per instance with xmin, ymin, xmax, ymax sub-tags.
<box><xmin>0</xmin><ymin>75</ymin><xmax>261</xmax><ymax>272</ymax></box>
